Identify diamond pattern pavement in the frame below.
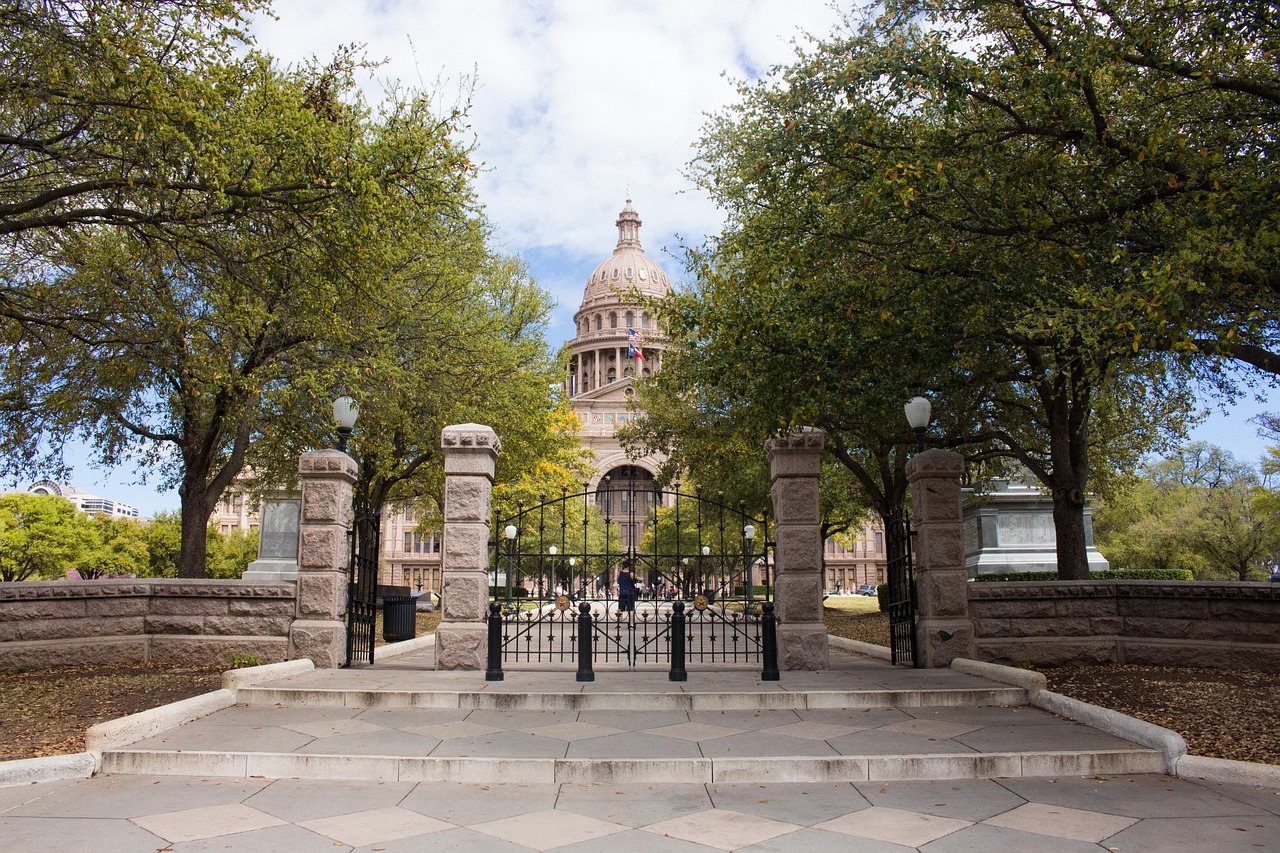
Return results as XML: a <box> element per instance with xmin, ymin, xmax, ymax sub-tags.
<box><xmin>1</xmin><ymin>774</ymin><xmax>1274</xmax><ymax>851</ymax></box>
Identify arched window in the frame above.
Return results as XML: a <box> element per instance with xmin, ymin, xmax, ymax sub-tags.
<box><xmin>607</xmin><ymin>368</ymin><xmax>617</xmax><ymax>383</ymax></box>
<box><xmin>609</xmin><ymin>312</ymin><xmax>618</xmax><ymax>329</ymax></box>
<box><xmin>595</xmin><ymin>314</ymin><xmax>602</xmax><ymax>331</ymax></box>
<box><xmin>625</xmin><ymin>311</ymin><xmax>634</xmax><ymax>328</ymax></box>
<box><xmin>640</xmin><ymin>312</ymin><xmax>649</xmax><ymax>329</ymax></box>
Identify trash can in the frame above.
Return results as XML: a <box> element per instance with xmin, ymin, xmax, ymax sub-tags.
<box><xmin>382</xmin><ymin>595</ymin><xmax>417</xmax><ymax>643</ymax></box>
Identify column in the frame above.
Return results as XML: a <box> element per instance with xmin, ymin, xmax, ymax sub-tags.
<box><xmin>765</xmin><ymin>429</ymin><xmax>829</xmax><ymax>669</ymax></box>
<box><xmin>907</xmin><ymin>448</ymin><xmax>975</xmax><ymax>667</ymax></box>
<box><xmin>436</xmin><ymin>423</ymin><xmax>501</xmax><ymax>669</ymax></box>
<box><xmin>289</xmin><ymin>449</ymin><xmax>356</xmax><ymax>668</ymax></box>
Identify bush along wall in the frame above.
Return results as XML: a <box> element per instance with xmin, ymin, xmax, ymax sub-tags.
<box><xmin>972</xmin><ymin>568</ymin><xmax>1194</xmax><ymax>582</ymax></box>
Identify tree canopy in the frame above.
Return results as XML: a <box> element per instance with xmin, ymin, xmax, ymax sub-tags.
<box><xmin>648</xmin><ymin>0</ymin><xmax>1276</xmax><ymax>577</ymax></box>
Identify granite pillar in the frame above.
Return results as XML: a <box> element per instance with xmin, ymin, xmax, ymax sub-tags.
<box><xmin>289</xmin><ymin>449</ymin><xmax>356</xmax><ymax>668</ymax></box>
<box><xmin>907</xmin><ymin>448</ymin><xmax>975</xmax><ymax>667</ymax></box>
<box><xmin>765</xmin><ymin>429</ymin><xmax>828</xmax><ymax>669</ymax></box>
<box><xmin>436</xmin><ymin>424</ymin><xmax>501</xmax><ymax>670</ymax></box>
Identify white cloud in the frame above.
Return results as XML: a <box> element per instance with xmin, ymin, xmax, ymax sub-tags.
<box><xmin>251</xmin><ymin>0</ymin><xmax>845</xmax><ymax>328</ymax></box>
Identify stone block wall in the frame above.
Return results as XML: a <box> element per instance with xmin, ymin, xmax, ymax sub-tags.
<box><xmin>0</xmin><ymin>579</ymin><xmax>296</xmax><ymax>671</ymax></box>
<box><xmin>969</xmin><ymin>581</ymin><xmax>1280</xmax><ymax>672</ymax></box>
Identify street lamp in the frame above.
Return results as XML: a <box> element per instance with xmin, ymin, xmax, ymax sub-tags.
<box><xmin>743</xmin><ymin>524</ymin><xmax>757</xmax><ymax>606</ymax></box>
<box><xmin>904</xmin><ymin>395</ymin><xmax>932</xmax><ymax>453</ymax></box>
<box><xmin>503</xmin><ymin>524</ymin><xmax>517</xmax><ymax>608</ymax></box>
<box><xmin>332</xmin><ymin>396</ymin><xmax>358</xmax><ymax>453</ymax></box>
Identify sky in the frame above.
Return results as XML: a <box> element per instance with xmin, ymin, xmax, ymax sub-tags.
<box><xmin>29</xmin><ymin>0</ymin><xmax>1280</xmax><ymax>516</ymax></box>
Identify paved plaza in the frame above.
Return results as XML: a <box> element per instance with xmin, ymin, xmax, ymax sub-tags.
<box><xmin>2</xmin><ymin>645</ymin><xmax>1277</xmax><ymax>851</ymax></box>
<box><xmin>2</xmin><ymin>771</ymin><xmax>1277</xmax><ymax>851</ymax></box>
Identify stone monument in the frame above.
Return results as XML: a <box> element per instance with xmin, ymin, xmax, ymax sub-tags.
<box><xmin>242</xmin><ymin>496</ymin><xmax>301</xmax><ymax>581</ymax></box>
<box><xmin>962</xmin><ymin>478</ymin><xmax>1109</xmax><ymax>576</ymax></box>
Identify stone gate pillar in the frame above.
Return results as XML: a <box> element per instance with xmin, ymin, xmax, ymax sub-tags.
<box><xmin>766</xmin><ymin>429</ymin><xmax>829</xmax><ymax>669</ymax></box>
<box><xmin>289</xmin><ymin>449</ymin><xmax>356</xmax><ymax>668</ymax></box>
<box><xmin>907</xmin><ymin>448</ymin><xmax>975</xmax><ymax>667</ymax></box>
<box><xmin>436</xmin><ymin>424</ymin><xmax>501</xmax><ymax>670</ymax></box>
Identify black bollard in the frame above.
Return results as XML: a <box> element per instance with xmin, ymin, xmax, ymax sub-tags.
<box><xmin>484</xmin><ymin>602</ymin><xmax>504</xmax><ymax>682</ymax></box>
<box><xmin>761</xmin><ymin>601</ymin><xmax>780</xmax><ymax>681</ymax></box>
<box><xmin>669</xmin><ymin>600</ymin><xmax>688</xmax><ymax>682</ymax></box>
<box><xmin>576</xmin><ymin>601</ymin><xmax>595</xmax><ymax>682</ymax></box>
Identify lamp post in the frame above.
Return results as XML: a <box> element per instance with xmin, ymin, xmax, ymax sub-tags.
<box><xmin>700</xmin><ymin>544</ymin><xmax>711</xmax><ymax>601</ymax></box>
<box><xmin>904</xmin><ymin>395</ymin><xmax>932</xmax><ymax>453</ymax></box>
<box><xmin>503</xmin><ymin>524</ymin><xmax>517</xmax><ymax>610</ymax></box>
<box><xmin>332</xmin><ymin>396</ymin><xmax>358</xmax><ymax>453</ymax></box>
<box><xmin>743</xmin><ymin>524</ymin><xmax>756</xmax><ymax>608</ymax></box>
<box><xmin>548</xmin><ymin>545</ymin><xmax>557</xmax><ymax>599</ymax></box>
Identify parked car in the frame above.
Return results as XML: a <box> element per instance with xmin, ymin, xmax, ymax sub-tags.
<box><xmin>856</xmin><ymin>584</ymin><xmax>878</xmax><ymax>596</ymax></box>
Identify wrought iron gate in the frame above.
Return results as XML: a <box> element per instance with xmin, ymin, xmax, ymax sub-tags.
<box><xmin>490</xmin><ymin>478</ymin><xmax>771</xmax><ymax>667</ymax></box>
<box><xmin>885</xmin><ymin>515</ymin><xmax>918</xmax><ymax>666</ymax></box>
<box><xmin>345</xmin><ymin>514</ymin><xmax>381</xmax><ymax>666</ymax></box>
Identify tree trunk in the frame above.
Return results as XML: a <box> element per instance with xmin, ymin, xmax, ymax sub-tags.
<box><xmin>1050</xmin><ymin>486</ymin><xmax>1090</xmax><ymax>579</ymax></box>
<box><xmin>1040</xmin><ymin>366</ymin><xmax>1093</xmax><ymax>581</ymax></box>
<box><xmin>177</xmin><ymin>482</ymin><xmax>211</xmax><ymax>579</ymax></box>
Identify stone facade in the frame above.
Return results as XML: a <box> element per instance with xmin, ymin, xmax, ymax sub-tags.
<box><xmin>908</xmin><ymin>449</ymin><xmax>976</xmax><ymax>667</ymax></box>
<box><xmin>766</xmin><ymin>429</ymin><xmax>829</xmax><ymax>669</ymax></box>
<box><xmin>289</xmin><ymin>449</ymin><xmax>356</xmax><ymax>668</ymax></box>
<box><xmin>969</xmin><ymin>580</ymin><xmax>1280</xmax><ymax>672</ymax></box>
<box><xmin>0</xmin><ymin>579</ymin><xmax>294</xmax><ymax>671</ymax></box>
<box><xmin>436</xmin><ymin>424</ymin><xmax>501</xmax><ymax>670</ymax></box>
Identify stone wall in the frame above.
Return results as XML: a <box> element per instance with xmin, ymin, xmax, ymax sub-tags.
<box><xmin>969</xmin><ymin>580</ymin><xmax>1280</xmax><ymax>672</ymax></box>
<box><xmin>0</xmin><ymin>579</ymin><xmax>296</xmax><ymax>671</ymax></box>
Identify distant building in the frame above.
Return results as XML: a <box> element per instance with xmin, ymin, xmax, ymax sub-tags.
<box><xmin>26</xmin><ymin>480</ymin><xmax>142</xmax><ymax>520</ymax></box>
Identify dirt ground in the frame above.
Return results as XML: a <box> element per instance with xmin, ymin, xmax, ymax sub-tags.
<box><xmin>0</xmin><ymin>607</ymin><xmax>1274</xmax><ymax>766</ymax></box>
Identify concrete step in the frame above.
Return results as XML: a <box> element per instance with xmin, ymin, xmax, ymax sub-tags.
<box><xmin>233</xmin><ymin>685</ymin><xmax>1032</xmax><ymax>711</ymax></box>
<box><xmin>100</xmin><ymin>745</ymin><xmax>1165</xmax><ymax>784</ymax></box>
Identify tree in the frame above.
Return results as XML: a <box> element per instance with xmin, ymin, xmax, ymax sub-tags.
<box><xmin>677</xmin><ymin>0</ymin><xmax>1257</xmax><ymax>576</ymax></box>
<box><xmin>1095</xmin><ymin>443</ymin><xmax>1279</xmax><ymax>580</ymax></box>
<box><xmin>0</xmin><ymin>5</ymin><xmax>488</xmax><ymax>577</ymax></box>
<box><xmin>0</xmin><ymin>493</ymin><xmax>86</xmax><ymax>581</ymax></box>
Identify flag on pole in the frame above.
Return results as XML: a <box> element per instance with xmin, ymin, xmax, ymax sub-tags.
<box><xmin>628</xmin><ymin>328</ymin><xmax>646</xmax><ymax>361</ymax></box>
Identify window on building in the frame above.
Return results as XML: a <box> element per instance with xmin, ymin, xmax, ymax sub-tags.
<box><xmin>875</xmin><ymin>532</ymin><xmax>884</xmax><ymax>553</ymax></box>
<box><xmin>595</xmin><ymin>314</ymin><xmax>602</xmax><ymax>330</ymax></box>
<box><xmin>625</xmin><ymin>311</ymin><xmax>634</xmax><ymax>327</ymax></box>
<box><xmin>609</xmin><ymin>312</ymin><xmax>618</xmax><ymax>328</ymax></box>
<box><xmin>641</xmin><ymin>312</ymin><xmax>649</xmax><ymax>328</ymax></box>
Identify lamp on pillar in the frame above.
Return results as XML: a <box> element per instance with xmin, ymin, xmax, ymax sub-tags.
<box><xmin>332</xmin><ymin>396</ymin><xmax>359</xmax><ymax>453</ymax></box>
<box><xmin>743</xmin><ymin>524</ymin><xmax>757</xmax><ymax>607</ymax></box>
<box><xmin>903</xmin><ymin>395</ymin><xmax>932</xmax><ymax>453</ymax></box>
<box><xmin>501</xmin><ymin>524</ymin><xmax>517</xmax><ymax>610</ymax></box>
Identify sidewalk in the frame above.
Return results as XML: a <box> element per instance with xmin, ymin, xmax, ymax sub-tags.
<box><xmin>2</xmin><ymin>770</ymin><xmax>1276</xmax><ymax>851</ymax></box>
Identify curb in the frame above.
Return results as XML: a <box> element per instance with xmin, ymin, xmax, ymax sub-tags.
<box><xmin>948</xmin><ymin>657</ymin><xmax>1187</xmax><ymax>776</ymax></box>
<box><xmin>828</xmin><ymin>635</ymin><xmax>891</xmax><ymax>660</ymax></box>
<box><xmin>0</xmin><ymin>752</ymin><xmax>96</xmax><ymax>788</ymax></box>
<box><xmin>374</xmin><ymin>633</ymin><xmax>437</xmax><ymax>661</ymax></box>
<box><xmin>950</xmin><ymin>658</ymin><xmax>1047</xmax><ymax>696</ymax></box>
<box><xmin>1176</xmin><ymin>754</ymin><xmax>1280</xmax><ymax>787</ymax></box>
<box><xmin>84</xmin><ymin>689</ymin><xmax>237</xmax><ymax>754</ymax></box>
<box><xmin>222</xmin><ymin>658</ymin><xmax>315</xmax><ymax>693</ymax></box>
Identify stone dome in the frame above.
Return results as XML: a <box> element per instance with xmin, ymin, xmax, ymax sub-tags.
<box><xmin>579</xmin><ymin>199</ymin><xmax>674</xmax><ymax>309</ymax></box>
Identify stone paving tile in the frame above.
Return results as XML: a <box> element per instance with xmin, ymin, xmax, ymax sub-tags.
<box><xmin>352</xmin><ymin>706</ymin><xmax>471</xmax><ymax>727</ymax></box>
<box><xmin>281</xmin><ymin>717</ymin><xmax>385</xmax><ymax>738</ymax></box>
<box><xmin>0</xmin><ymin>778</ymin><xmax>76</xmax><ymax>813</ymax></box>
<box><xmin>814</xmin><ymin>805</ymin><xmax>971</xmax><ymax>847</ymax></box>
<box><xmin>1186</xmin><ymin>779</ymin><xmax>1280</xmax><ymax>817</ymax></box>
<box><xmin>398</xmin><ymin>781</ymin><xmax>561</xmax><ymax>825</ymax></box>
<box><xmin>996</xmin><ymin>774</ymin><xmax>1276</xmax><ymax>819</ymax></box>
<box><xmin>168</xmin><ymin>822</ymin><xmax>343</xmax><ymax>852</ymax></box>
<box><xmin>705</xmin><ymin>782</ymin><xmax>871</xmax><ymax>826</ymax></box>
<box><xmin>687</xmin><ymin>709</ymin><xmax>803</xmax><ymax>730</ymax></box>
<box><xmin>6</xmin><ymin>774</ymin><xmax>271</xmax><ymax>819</ymax></box>
<box><xmin>198</xmin><ymin>705</ymin><xmax>362</xmax><ymax>726</ymax></box>
<box><xmin>577</xmin><ymin>709</ymin><xmax>691</xmax><ymax>730</ymax></box>
<box><xmin>360</xmin><ymin>825</ymin><xmax>530</xmax><ymax>852</ymax></box>
<box><xmin>405</xmin><ymin>720</ymin><xmax>502</xmax><ymax>740</ymax></box>
<box><xmin>243</xmin><ymin>778</ymin><xmax>415</xmax><ymax>824</ymax></box>
<box><xmin>0</xmin><ymin>814</ymin><xmax>171</xmax><ymax>853</ymax></box>
<box><xmin>555</xmin><ymin>827</ymin><xmax>721</xmax><ymax>852</ymax></box>
<box><xmin>292</xmin><ymin>727</ymin><xmax>442</xmax><ymax>757</ymax></box>
<box><xmin>644</xmin><ymin>721</ymin><xmax>745</xmax><ymax>741</ymax></box>
<box><xmin>130</xmin><ymin>802</ymin><xmax>286</xmax><ymax>843</ymax></box>
<box><xmin>826</xmin><ymin>729</ymin><xmax>979</xmax><ymax>756</ymax></box>
<box><xmin>902</xmin><ymin>705</ymin><xmax>1055</xmax><ymax>726</ymax></box>
<box><xmin>956</xmin><ymin>723</ymin><xmax>1140</xmax><ymax>753</ymax></box>
<box><xmin>470</xmin><ymin>807</ymin><xmax>626</xmax><ymax>848</ymax></box>
<box><xmin>562</xmin><ymin>729</ymin><xmax>705</xmax><ymax>759</ymax></box>
<box><xmin>918</xmin><ymin>822</ymin><xmax>1116</xmax><ymax>852</ymax></box>
<box><xmin>798</xmin><ymin>707</ymin><xmax>915</xmax><ymax>727</ymax></box>
<box><xmin>738</xmin><ymin>826</ymin><xmax>913</xmax><ymax>852</ymax></box>
<box><xmin>128</xmin><ymin>722</ymin><xmax>315</xmax><ymax>753</ymax></box>
<box><xmin>697</xmin><ymin>730</ymin><xmax>842</xmax><ymax>758</ymax></box>
<box><xmin>642</xmin><ymin>807</ymin><xmax>801</xmax><ymax>850</ymax></box>
<box><xmin>429</xmin><ymin>730</ymin><xmax>570</xmax><ymax>759</ymax></box>
<box><xmin>555</xmin><ymin>782</ymin><xmax>712</xmax><ymax>827</ymax></box>
<box><xmin>297</xmin><ymin>805</ymin><xmax>452</xmax><ymax>846</ymax></box>
<box><xmin>982</xmin><ymin>801</ymin><xmax>1138</xmax><ymax>842</ymax></box>
<box><xmin>468</xmin><ymin>708</ymin><xmax>581</xmax><ymax>728</ymax></box>
<box><xmin>853</xmin><ymin>779</ymin><xmax>1028</xmax><ymax>822</ymax></box>
<box><xmin>522</xmin><ymin>721</ymin><xmax>624</xmax><ymax>741</ymax></box>
<box><xmin>764</xmin><ymin>720</ymin><xmax>866</xmax><ymax>740</ymax></box>
<box><xmin>1102</xmin><ymin>814</ymin><xmax>1280</xmax><ymax>853</ymax></box>
<box><xmin>878</xmin><ymin>719</ymin><xmax>984</xmax><ymax>739</ymax></box>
